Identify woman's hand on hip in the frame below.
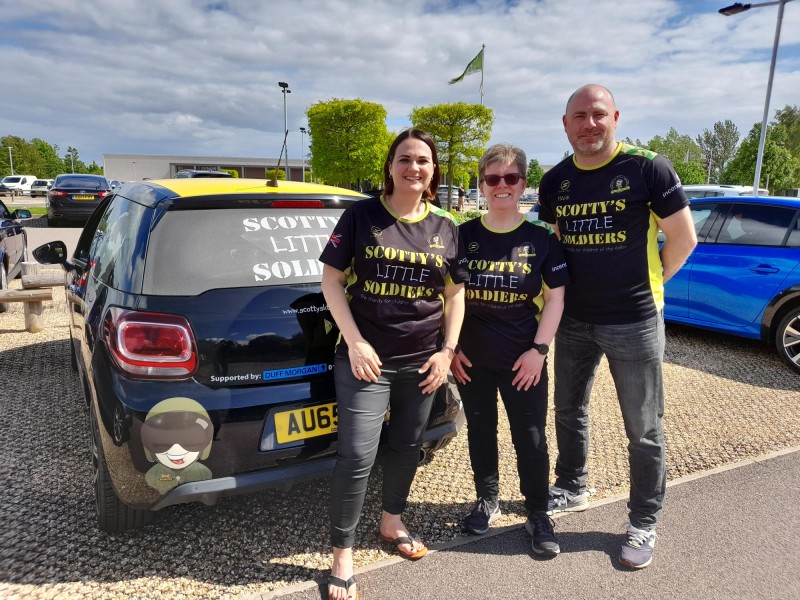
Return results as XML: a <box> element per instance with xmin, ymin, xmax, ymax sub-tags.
<box><xmin>511</xmin><ymin>349</ymin><xmax>545</xmax><ymax>391</ymax></box>
<box><xmin>450</xmin><ymin>351</ymin><xmax>472</xmax><ymax>386</ymax></box>
<box><xmin>349</xmin><ymin>341</ymin><xmax>382</xmax><ymax>382</ymax></box>
<box><xmin>418</xmin><ymin>350</ymin><xmax>451</xmax><ymax>394</ymax></box>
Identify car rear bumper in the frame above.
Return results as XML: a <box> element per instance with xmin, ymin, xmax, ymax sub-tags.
<box><xmin>48</xmin><ymin>204</ymin><xmax>101</xmax><ymax>221</ymax></box>
<box><xmin>149</xmin><ymin>419</ymin><xmax>460</xmax><ymax>510</ymax></box>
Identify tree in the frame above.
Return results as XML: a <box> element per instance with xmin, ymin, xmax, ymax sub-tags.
<box><xmin>265</xmin><ymin>168</ymin><xmax>286</xmax><ymax>181</ymax></box>
<box><xmin>1</xmin><ymin>135</ymin><xmax>42</xmax><ymax>177</ymax></box>
<box><xmin>526</xmin><ymin>159</ymin><xmax>544</xmax><ymax>189</ymax></box>
<box><xmin>723</xmin><ymin>122</ymin><xmax>800</xmax><ymax>193</ymax></box>
<box><xmin>306</xmin><ymin>99</ymin><xmax>391</xmax><ymax>189</ymax></box>
<box><xmin>31</xmin><ymin>138</ymin><xmax>63</xmax><ymax>178</ymax></box>
<box><xmin>410</xmin><ymin>102</ymin><xmax>493</xmax><ymax>210</ymax></box>
<box><xmin>645</xmin><ymin>128</ymin><xmax>702</xmax><ymax>166</ymax></box>
<box><xmin>773</xmin><ymin>105</ymin><xmax>800</xmax><ymax>158</ymax></box>
<box><xmin>673</xmin><ymin>161</ymin><xmax>705</xmax><ymax>185</ymax></box>
<box><xmin>695</xmin><ymin>120</ymin><xmax>740</xmax><ymax>183</ymax></box>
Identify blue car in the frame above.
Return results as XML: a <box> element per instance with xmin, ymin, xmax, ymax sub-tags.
<box><xmin>664</xmin><ymin>195</ymin><xmax>800</xmax><ymax>374</ymax></box>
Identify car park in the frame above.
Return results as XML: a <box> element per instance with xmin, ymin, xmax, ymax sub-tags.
<box><xmin>46</xmin><ymin>174</ymin><xmax>112</xmax><ymax>226</ymax></box>
<box><xmin>1</xmin><ymin>174</ymin><xmax>38</xmax><ymax>196</ymax></box>
<box><xmin>30</xmin><ymin>179</ymin><xmax>54</xmax><ymax>197</ymax></box>
<box><xmin>173</xmin><ymin>169</ymin><xmax>233</xmax><ymax>178</ymax></box>
<box><xmin>0</xmin><ymin>198</ymin><xmax>31</xmax><ymax>311</ymax></box>
<box><xmin>437</xmin><ymin>184</ymin><xmax>454</xmax><ymax>206</ymax></box>
<box><xmin>663</xmin><ymin>195</ymin><xmax>800</xmax><ymax>374</ymax></box>
<box><xmin>682</xmin><ymin>184</ymin><xmax>769</xmax><ymax>198</ymax></box>
<box><xmin>32</xmin><ymin>177</ymin><xmax>464</xmax><ymax>531</ymax></box>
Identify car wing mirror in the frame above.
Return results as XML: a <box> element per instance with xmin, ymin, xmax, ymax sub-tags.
<box><xmin>13</xmin><ymin>209</ymin><xmax>32</xmax><ymax>219</ymax></box>
<box><xmin>33</xmin><ymin>241</ymin><xmax>73</xmax><ymax>269</ymax></box>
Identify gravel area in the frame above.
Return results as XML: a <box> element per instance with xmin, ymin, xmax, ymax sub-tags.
<box><xmin>1</xmin><ymin>276</ymin><xmax>798</xmax><ymax>599</ymax></box>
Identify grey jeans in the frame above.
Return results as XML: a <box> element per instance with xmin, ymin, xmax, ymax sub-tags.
<box><xmin>553</xmin><ymin>312</ymin><xmax>666</xmax><ymax>530</ymax></box>
<box><xmin>330</xmin><ymin>358</ymin><xmax>435</xmax><ymax>548</ymax></box>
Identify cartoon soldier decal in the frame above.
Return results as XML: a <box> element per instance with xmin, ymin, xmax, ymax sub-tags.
<box><xmin>142</xmin><ymin>397</ymin><xmax>214</xmax><ymax>494</ymax></box>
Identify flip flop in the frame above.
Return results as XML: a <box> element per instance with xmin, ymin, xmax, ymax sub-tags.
<box><xmin>379</xmin><ymin>533</ymin><xmax>428</xmax><ymax>560</ymax></box>
<box><xmin>328</xmin><ymin>574</ymin><xmax>358</xmax><ymax>600</ymax></box>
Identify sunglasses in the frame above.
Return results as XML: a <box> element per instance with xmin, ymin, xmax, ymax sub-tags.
<box><xmin>482</xmin><ymin>173</ymin><xmax>522</xmax><ymax>186</ymax></box>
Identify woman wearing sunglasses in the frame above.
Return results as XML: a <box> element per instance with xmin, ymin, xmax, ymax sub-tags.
<box><xmin>451</xmin><ymin>143</ymin><xmax>569</xmax><ymax>556</ymax></box>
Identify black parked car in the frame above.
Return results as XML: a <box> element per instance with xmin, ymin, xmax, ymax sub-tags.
<box><xmin>47</xmin><ymin>174</ymin><xmax>112</xmax><ymax>226</ymax></box>
<box><xmin>33</xmin><ymin>178</ymin><xmax>464</xmax><ymax>531</ymax></box>
<box><xmin>0</xmin><ymin>198</ymin><xmax>31</xmax><ymax>312</ymax></box>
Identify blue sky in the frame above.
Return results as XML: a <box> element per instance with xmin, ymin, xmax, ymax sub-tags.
<box><xmin>1</xmin><ymin>0</ymin><xmax>798</xmax><ymax>169</ymax></box>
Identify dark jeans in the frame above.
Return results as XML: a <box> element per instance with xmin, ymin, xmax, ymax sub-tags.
<box><xmin>553</xmin><ymin>313</ymin><xmax>666</xmax><ymax>530</ymax></box>
<box><xmin>330</xmin><ymin>358</ymin><xmax>435</xmax><ymax>549</ymax></box>
<box><xmin>457</xmin><ymin>366</ymin><xmax>550</xmax><ymax>515</ymax></box>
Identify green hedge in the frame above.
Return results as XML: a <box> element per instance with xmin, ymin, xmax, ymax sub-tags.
<box><xmin>450</xmin><ymin>209</ymin><xmax>482</xmax><ymax>224</ymax></box>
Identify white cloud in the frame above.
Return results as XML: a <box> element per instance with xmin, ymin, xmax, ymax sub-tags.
<box><xmin>1</xmin><ymin>0</ymin><xmax>798</xmax><ymax>168</ymax></box>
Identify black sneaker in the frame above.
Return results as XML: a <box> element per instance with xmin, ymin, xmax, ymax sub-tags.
<box><xmin>463</xmin><ymin>497</ymin><xmax>501</xmax><ymax>535</ymax></box>
<box><xmin>525</xmin><ymin>512</ymin><xmax>560</xmax><ymax>556</ymax></box>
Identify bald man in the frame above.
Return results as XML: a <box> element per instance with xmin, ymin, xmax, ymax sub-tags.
<box><xmin>538</xmin><ymin>84</ymin><xmax>697</xmax><ymax>569</ymax></box>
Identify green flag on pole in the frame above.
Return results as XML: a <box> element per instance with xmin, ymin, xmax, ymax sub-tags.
<box><xmin>449</xmin><ymin>47</ymin><xmax>484</xmax><ymax>85</ymax></box>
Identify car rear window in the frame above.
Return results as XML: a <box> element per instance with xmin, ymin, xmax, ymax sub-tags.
<box><xmin>57</xmin><ymin>176</ymin><xmax>109</xmax><ymax>189</ymax></box>
<box><xmin>142</xmin><ymin>207</ymin><xmax>345</xmax><ymax>295</ymax></box>
<box><xmin>33</xmin><ymin>180</ymin><xmax>48</xmax><ymax>186</ymax></box>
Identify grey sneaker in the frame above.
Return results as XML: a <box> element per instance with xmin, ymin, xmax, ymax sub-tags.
<box><xmin>463</xmin><ymin>497</ymin><xmax>501</xmax><ymax>535</ymax></box>
<box><xmin>619</xmin><ymin>524</ymin><xmax>656</xmax><ymax>569</ymax></box>
<box><xmin>546</xmin><ymin>485</ymin><xmax>589</xmax><ymax>515</ymax></box>
<box><xmin>525</xmin><ymin>512</ymin><xmax>560</xmax><ymax>556</ymax></box>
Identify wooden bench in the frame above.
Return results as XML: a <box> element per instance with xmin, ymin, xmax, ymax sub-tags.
<box><xmin>0</xmin><ymin>263</ymin><xmax>65</xmax><ymax>333</ymax></box>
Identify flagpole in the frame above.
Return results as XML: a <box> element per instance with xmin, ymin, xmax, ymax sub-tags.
<box><xmin>480</xmin><ymin>44</ymin><xmax>484</xmax><ymax>105</ymax></box>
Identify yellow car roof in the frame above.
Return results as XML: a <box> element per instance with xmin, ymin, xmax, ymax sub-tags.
<box><xmin>146</xmin><ymin>178</ymin><xmax>366</xmax><ymax>199</ymax></box>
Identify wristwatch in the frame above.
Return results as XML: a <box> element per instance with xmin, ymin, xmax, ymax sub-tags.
<box><xmin>532</xmin><ymin>342</ymin><xmax>549</xmax><ymax>356</ymax></box>
<box><xmin>443</xmin><ymin>340</ymin><xmax>461</xmax><ymax>357</ymax></box>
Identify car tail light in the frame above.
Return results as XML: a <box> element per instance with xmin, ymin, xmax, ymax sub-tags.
<box><xmin>103</xmin><ymin>308</ymin><xmax>197</xmax><ymax>379</ymax></box>
<box><xmin>49</xmin><ymin>190</ymin><xmax>67</xmax><ymax>198</ymax></box>
<box><xmin>271</xmin><ymin>200</ymin><xmax>324</xmax><ymax>208</ymax></box>
<box><xmin>98</xmin><ymin>191</ymin><xmax>111</xmax><ymax>198</ymax></box>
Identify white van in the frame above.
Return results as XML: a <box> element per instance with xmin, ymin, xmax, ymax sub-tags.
<box><xmin>1</xmin><ymin>175</ymin><xmax>38</xmax><ymax>196</ymax></box>
<box><xmin>682</xmin><ymin>184</ymin><xmax>769</xmax><ymax>198</ymax></box>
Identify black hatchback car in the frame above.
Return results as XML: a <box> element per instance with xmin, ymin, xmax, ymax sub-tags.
<box><xmin>34</xmin><ymin>178</ymin><xmax>464</xmax><ymax>531</ymax></box>
<box><xmin>47</xmin><ymin>174</ymin><xmax>112</xmax><ymax>226</ymax></box>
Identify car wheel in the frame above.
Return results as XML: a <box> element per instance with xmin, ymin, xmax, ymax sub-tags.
<box><xmin>89</xmin><ymin>403</ymin><xmax>153</xmax><ymax>532</ymax></box>
<box><xmin>47</xmin><ymin>216</ymin><xmax>61</xmax><ymax>228</ymax></box>
<box><xmin>0</xmin><ymin>263</ymin><xmax>9</xmax><ymax>313</ymax></box>
<box><xmin>775</xmin><ymin>306</ymin><xmax>800</xmax><ymax>375</ymax></box>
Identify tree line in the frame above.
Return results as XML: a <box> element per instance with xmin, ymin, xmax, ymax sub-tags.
<box><xmin>0</xmin><ymin>135</ymin><xmax>103</xmax><ymax>179</ymax></box>
<box><xmin>4</xmin><ymin>103</ymin><xmax>797</xmax><ymax>199</ymax></box>
<box><xmin>306</xmin><ymin>99</ymin><xmax>799</xmax><ymax>197</ymax></box>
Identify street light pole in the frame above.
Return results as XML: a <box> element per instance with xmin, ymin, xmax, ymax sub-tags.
<box><xmin>7</xmin><ymin>146</ymin><xmax>13</xmax><ymax>175</ymax></box>
<box><xmin>719</xmin><ymin>0</ymin><xmax>793</xmax><ymax>193</ymax></box>
<box><xmin>278</xmin><ymin>81</ymin><xmax>291</xmax><ymax>180</ymax></box>
<box><xmin>70</xmin><ymin>153</ymin><xmax>75</xmax><ymax>173</ymax></box>
<box><xmin>132</xmin><ymin>161</ymin><xmax>136</xmax><ymax>180</ymax></box>
<box><xmin>299</xmin><ymin>126</ymin><xmax>307</xmax><ymax>182</ymax></box>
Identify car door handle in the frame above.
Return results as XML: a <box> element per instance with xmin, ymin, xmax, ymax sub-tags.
<box><xmin>750</xmin><ymin>264</ymin><xmax>779</xmax><ymax>274</ymax></box>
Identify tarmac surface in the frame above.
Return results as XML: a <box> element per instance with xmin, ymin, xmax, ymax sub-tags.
<box><xmin>259</xmin><ymin>448</ymin><xmax>800</xmax><ymax>600</ymax></box>
<box><xmin>3</xmin><ymin>192</ymin><xmax>800</xmax><ymax>599</ymax></box>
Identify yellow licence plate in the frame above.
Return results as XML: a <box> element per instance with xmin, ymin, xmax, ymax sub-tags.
<box><xmin>274</xmin><ymin>402</ymin><xmax>339</xmax><ymax>443</ymax></box>
<box><xmin>74</xmin><ymin>195</ymin><xmax>94</xmax><ymax>200</ymax></box>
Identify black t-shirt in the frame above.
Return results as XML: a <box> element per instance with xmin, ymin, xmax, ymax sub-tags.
<box><xmin>458</xmin><ymin>216</ymin><xmax>569</xmax><ymax>370</ymax></box>
<box><xmin>319</xmin><ymin>197</ymin><xmax>469</xmax><ymax>365</ymax></box>
<box><xmin>538</xmin><ymin>143</ymin><xmax>688</xmax><ymax>325</ymax></box>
